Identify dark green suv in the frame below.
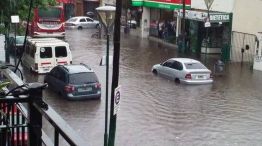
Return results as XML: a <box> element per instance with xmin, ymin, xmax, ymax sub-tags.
<box><xmin>44</xmin><ymin>64</ymin><xmax>101</xmax><ymax>100</ymax></box>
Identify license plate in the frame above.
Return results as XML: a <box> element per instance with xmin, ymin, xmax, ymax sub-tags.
<box><xmin>78</xmin><ymin>87</ymin><xmax>92</xmax><ymax>92</ymax></box>
<box><xmin>197</xmin><ymin>75</ymin><xmax>204</xmax><ymax>79</ymax></box>
<box><xmin>43</xmin><ymin>68</ymin><xmax>49</xmax><ymax>72</ymax></box>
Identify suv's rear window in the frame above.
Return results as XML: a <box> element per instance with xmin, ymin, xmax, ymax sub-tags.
<box><xmin>69</xmin><ymin>72</ymin><xmax>98</xmax><ymax>84</ymax></box>
<box><xmin>185</xmin><ymin>63</ymin><xmax>207</xmax><ymax>69</ymax></box>
<box><xmin>55</xmin><ymin>46</ymin><xmax>67</xmax><ymax>57</ymax></box>
<box><xmin>40</xmin><ymin>47</ymin><xmax>52</xmax><ymax>58</ymax></box>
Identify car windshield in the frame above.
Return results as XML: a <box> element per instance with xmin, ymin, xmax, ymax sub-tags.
<box><xmin>69</xmin><ymin>72</ymin><xmax>98</xmax><ymax>84</ymax></box>
<box><xmin>184</xmin><ymin>62</ymin><xmax>207</xmax><ymax>69</ymax></box>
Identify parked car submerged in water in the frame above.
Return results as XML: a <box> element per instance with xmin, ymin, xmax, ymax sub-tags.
<box><xmin>152</xmin><ymin>58</ymin><xmax>213</xmax><ymax>84</ymax></box>
<box><xmin>65</xmin><ymin>16</ymin><xmax>100</xmax><ymax>30</ymax></box>
<box><xmin>44</xmin><ymin>64</ymin><xmax>101</xmax><ymax>100</ymax></box>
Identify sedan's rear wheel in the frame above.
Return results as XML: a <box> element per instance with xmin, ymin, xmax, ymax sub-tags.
<box><xmin>78</xmin><ymin>26</ymin><xmax>83</xmax><ymax>30</ymax></box>
<box><xmin>175</xmin><ymin>78</ymin><xmax>180</xmax><ymax>84</ymax></box>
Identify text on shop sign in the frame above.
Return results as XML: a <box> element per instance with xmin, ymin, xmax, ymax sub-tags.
<box><xmin>210</xmin><ymin>14</ymin><xmax>230</xmax><ymax>22</ymax></box>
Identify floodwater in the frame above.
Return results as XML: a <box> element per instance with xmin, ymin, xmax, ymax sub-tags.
<box><xmin>21</xmin><ymin>29</ymin><xmax>262</xmax><ymax>146</ymax></box>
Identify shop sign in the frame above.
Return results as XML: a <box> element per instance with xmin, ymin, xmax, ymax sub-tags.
<box><xmin>178</xmin><ymin>10</ymin><xmax>230</xmax><ymax>23</ymax></box>
<box><xmin>132</xmin><ymin>0</ymin><xmax>144</xmax><ymax>6</ymax></box>
<box><xmin>132</xmin><ymin>0</ymin><xmax>191</xmax><ymax>10</ymax></box>
<box><xmin>209</xmin><ymin>14</ymin><xmax>230</xmax><ymax>22</ymax></box>
<box><xmin>177</xmin><ymin>10</ymin><xmax>207</xmax><ymax>21</ymax></box>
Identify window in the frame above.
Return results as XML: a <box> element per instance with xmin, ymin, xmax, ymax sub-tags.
<box><xmin>171</xmin><ymin>61</ymin><xmax>183</xmax><ymax>70</ymax></box>
<box><xmin>79</xmin><ymin>18</ymin><xmax>86</xmax><ymax>22</ymax></box>
<box><xmin>55</xmin><ymin>46</ymin><xmax>67</xmax><ymax>57</ymax></box>
<box><xmin>40</xmin><ymin>47</ymin><xmax>52</xmax><ymax>58</ymax></box>
<box><xmin>69</xmin><ymin>72</ymin><xmax>98</xmax><ymax>84</ymax></box>
<box><xmin>163</xmin><ymin>60</ymin><xmax>173</xmax><ymax>68</ymax></box>
<box><xmin>185</xmin><ymin>63</ymin><xmax>207</xmax><ymax>69</ymax></box>
<box><xmin>86</xmin><ymin>18</ymin><xmax>93</xmax><ymax>22</ymax></box>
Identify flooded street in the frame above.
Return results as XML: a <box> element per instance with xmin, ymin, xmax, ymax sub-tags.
<box><xmin>22</xmin><ymin>29</ymin><xmax>262</xmax><ymax>146</ymax></box>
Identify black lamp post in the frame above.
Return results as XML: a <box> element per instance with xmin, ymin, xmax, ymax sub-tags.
<box><xmin>96</xmin><ymin>6</ymin><xmax>116</xmax><ymax>146</ymax></box>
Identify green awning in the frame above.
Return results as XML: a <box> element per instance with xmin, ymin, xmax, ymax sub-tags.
<box><xmin>132</xmin><ymin>0</ymin><xmax>191</xmax><ymax>10</ymax></box>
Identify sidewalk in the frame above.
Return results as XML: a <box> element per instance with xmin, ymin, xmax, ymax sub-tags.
<box><xmin>121</xmin><ymin>26</ymin><xmax>178</xmax><ymax>49</ymax></box>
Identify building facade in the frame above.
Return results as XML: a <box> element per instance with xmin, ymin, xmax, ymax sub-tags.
<box><xmin>132</xmin><ymin>0</ymin><xmax>262</xmax><ymax>62</ymax></box>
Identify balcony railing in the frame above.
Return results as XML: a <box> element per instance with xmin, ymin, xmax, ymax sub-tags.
<box><xmin>0</xmin><ymin>67</ymin><xmax>88</xmax><ymax>146</ymax></box>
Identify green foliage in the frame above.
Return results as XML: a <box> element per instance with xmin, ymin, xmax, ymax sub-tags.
<box><xmin>0</xmin><ymin>0</ymin><xmax>57</xmax><ymax>33</ymax></box>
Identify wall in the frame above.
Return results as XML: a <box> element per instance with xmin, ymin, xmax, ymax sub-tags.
<box><xmin>232</xmin><ymin>0</ymin><xmax>262</xmax><ymax>34</ymax></box>
<box><xmin>191</xmin><ymin>0</ymin><xmax>234</xmax><ymax>13</ymax></box>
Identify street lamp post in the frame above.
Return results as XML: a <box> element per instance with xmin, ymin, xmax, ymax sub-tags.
<box><xmin>11</xmin><ymin>15</ymin><xmax>20</xmax><ymax>66</ymax></box>
<box><xmin>96</xmin><ymin>6</ymin><xmax>116</xmax><ymax>146</ymax></box>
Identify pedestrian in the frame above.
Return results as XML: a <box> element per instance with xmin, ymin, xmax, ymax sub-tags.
<box><xmin>158</xmin><ymin>21</ymin><xmax>164</xmax><ymax>39</ymax></box>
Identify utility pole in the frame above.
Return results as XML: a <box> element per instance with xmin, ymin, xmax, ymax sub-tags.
<box><xmin>204</xmin><ymin>0</ymin><xmax>214</xmax><ymax>63</ymax></box>
<box><xmin>181</xmin><ymin>0</ymin><xmax>186</xmax><ymax>53</ymax></box>
<box><xmin>108</xmin><ymin>0</ymin><xmax>122</xmax><ymax>146</ymax></box>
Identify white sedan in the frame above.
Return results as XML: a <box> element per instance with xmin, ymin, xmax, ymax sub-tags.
<box><xmin>65</xmin><ymin>16</ymin><xmax>100</xmax><ymax>29</ymax></box>
<box><xmin>152</xmin><ymin>58</ymin><xmax>213</xmax><ymax>84</ymax></box>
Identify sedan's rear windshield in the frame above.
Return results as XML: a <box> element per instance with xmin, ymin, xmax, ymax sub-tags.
<box><xmin>185</xmin><ymin>63</ymin><xmax>207</xmax><ymax>69</ymax></box>
<box><xmin>69</xmin><ymin>72</ymin><xmax>98</xmax><ymax>84</ymax></box>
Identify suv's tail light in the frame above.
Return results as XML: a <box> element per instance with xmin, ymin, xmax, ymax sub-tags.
<box><xmin>64</xmin><ymin>85</ymin><xmax>75</xmax><ymax>93</ymax></box>
<box><xmin>185</xmin><ymin>73</ymin><xmax>192</xmax><ymax>80</ymax></box>
<box><xmin>95</xmin><ymin>83</ymin><xmax>101</xmax><ymax>88</ymax></box>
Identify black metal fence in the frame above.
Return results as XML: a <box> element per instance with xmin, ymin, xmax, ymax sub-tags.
<box><xmin>0</xmin><ymin>68</ymin><xmax>87</xmax><ymax>146</ymax></box>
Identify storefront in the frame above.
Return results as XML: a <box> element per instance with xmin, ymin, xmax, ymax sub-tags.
<box><xmin>131</xmin><ymin>0</ymin><xmax>191</xmax><ymax>40</ymax></box>
<box><xmin>177</xmin><ymin>10</ymin><xmax>232</xmax><ymax>60</ymax></box>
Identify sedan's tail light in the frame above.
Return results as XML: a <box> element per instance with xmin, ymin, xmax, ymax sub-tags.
<box><xmin>95</xmin><ymin>83</ymin><xmax>101</xmax><ymax>89</ymax></box>
<box><xmin>185</xmin><ymin>74</ymin><xmax>192</xmax><ymax>80</ymax></box>
<box><xmin>64</xmin><ymin>85</ymin><xmax>75</xmax><ymax>93</ymax></box>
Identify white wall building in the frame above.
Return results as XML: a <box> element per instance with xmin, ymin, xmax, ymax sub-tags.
<box><xmin>192</xmin><ymin>0</ymin><xmax>262</xmax><ymax>62</ymax></box>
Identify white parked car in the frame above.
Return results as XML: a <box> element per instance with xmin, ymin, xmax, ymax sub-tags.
<box><xmin>65</xmin><ymin>16</ymin><xmax>100</xmax><ymax>30</ymax></box>
<box><xmin>152</xmin><ymin>58</ymin><xmax>213</xmax><ymax>84</ymax></box>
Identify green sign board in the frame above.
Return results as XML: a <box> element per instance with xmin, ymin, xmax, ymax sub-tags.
<box><xmin>132</xmin><ymin>0</ymin><xmax>143</xmax><ymax>6</ymax></box>
<box><xmin>132</xmin><ymin>0</ymin><xmax>191</xmax><ymax>10</ymax></box>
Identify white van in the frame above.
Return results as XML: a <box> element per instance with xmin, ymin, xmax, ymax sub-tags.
<box><xmin>22</xmin><ymin>38</ymin><xmax>72</xmax><ymax>73</ymax></box>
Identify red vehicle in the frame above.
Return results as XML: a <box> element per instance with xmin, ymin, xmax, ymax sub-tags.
<box><xmin>30</xmin><ymin>6</ymin><xmax>65</xmax><ymax>38</ymax></box>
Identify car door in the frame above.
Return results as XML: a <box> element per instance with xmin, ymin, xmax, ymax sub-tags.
<box><xmin>79</xmin><ymin>18</ymin><xmax>87</xmax><ymax>28</ymax></box>
<box><xmin>158</xmin><ymin>60</ymin><xmax>174</xmax><ymax>79</ymax></box>
<box><xmin>169</xmin><ymin>61</ymin><xmax>184</xmax><ymax>80</ymax></box>
<box><xmin>54</xmin><ymin>45</ymin><xmax>69</xmax><ymax>66</ymax></box>
<box><xmin>86</xmin><ymin>18</ymin><xmax>95</xmax><ymax>28</ymax></box>
<box><xmin>46</xmin><ymin>67</ymin><xmax>59</xmax><ymax>91</ymax></box>
<box><xmin>56</xmin><ymin>69</ymin><xmax>67</xmax><ymax>94</ymax></box>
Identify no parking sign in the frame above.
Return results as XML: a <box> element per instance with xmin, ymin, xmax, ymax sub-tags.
<box><xmin>114</xmin><ymin>86</ymin><xmax>121</xmax><ymax>115</ymax></box>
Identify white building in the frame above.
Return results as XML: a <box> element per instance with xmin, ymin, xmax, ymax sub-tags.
<box><xmin>134</xmin><ymin>0</ymin><xmax>262</xmax><ymax>62</ymax></box>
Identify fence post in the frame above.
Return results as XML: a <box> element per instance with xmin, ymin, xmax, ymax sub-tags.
<box><xmin>28</xmin><ymin>86</ymin><xmax>43</xmax><ymax>146</ymax></box>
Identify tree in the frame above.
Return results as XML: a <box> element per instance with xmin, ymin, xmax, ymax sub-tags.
<box><xmin>0</xmin><ymin>0</ymin><xmax>57</xmax><ymax>34</ymax></box>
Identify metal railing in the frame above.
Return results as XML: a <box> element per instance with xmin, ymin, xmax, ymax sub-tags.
<box><xmin>0</xmin><ymin>68</ymin><xmax>87</xmax><ymax>146</ymax></box>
